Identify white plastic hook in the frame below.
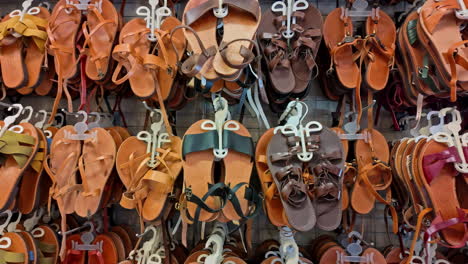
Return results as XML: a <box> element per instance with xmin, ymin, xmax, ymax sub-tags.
<box><xmin>456</xmin><ymin>0</ymin><xmax>468</xmax><ymax>19</ymax></box>
<box><xmin>6</xmin><ymin>212</ymin><xmax>22</xmax><ymax>233</ymax></box>
<box><xmin>0</xmin><ymin>104</ymin><xmax>23</xmax><ymax>137</ymax></box>
<box><xmin>213</xmin><ymin>0</ymin><xmax>228</xmax><ymax>18</ymax></box>
<box><xmin>9</xmin><ymin>0</ymin><xmax>40</xmax><ymax>25</ymax></box>
<box><xmin>88</xmin><ymin>112</ymin><xmax>102</xmax><ymax>129</ymax></box>
<box><xmin>271</xmin><ymin>0</ymin><xmax>308</xmax><ymax>39</ymax></box>
<box><xmin>34</xmin><ymin>110</ymin><xmax>48</xmax><ymax>129</ymax></box>
<box><xmin>66</xmin><ymin>0</ymin><xmax>102</xmax><ymax>13</ymax></box>
<box><xmin>137</xmin><ymin>0</ymin><xmax>171</xmax><ymax>41</ymax></box>
<box><xmin>19</xmin><ymin>106</ymin><xmax>33</xmax><ymax>124</ymax></box>
<box><xmin>0</xmin><ymin>211</ymin><xmax>13</xmax><ymax>236</ymax></box>
<box><xmin>23</xmin><ymin>208</ymin><xmax>44</xmax><ymax>232</ymax></box>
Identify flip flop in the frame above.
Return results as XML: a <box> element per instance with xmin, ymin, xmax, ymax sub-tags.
<box><xmin>255</xmin><ymin>129</ymin><xmax>289</xmax><ymax>227</ymax></box>
<box><xmin>33</xmin><ymin>225</ymin><xmax>59</xmax><ymax>264</ymax></box>
<box><xmin>74</xmin><ymin>128</ymin><xmax>116</xmax><ymax>217</ymax></box>
<box><xmin>181</xmin><ymin>120</ymin><xmax>225</xmax><ymax>222</ymax></box>
<box><xmin>258</xmin><ymin>10</ymin><xmax>295</xmax><ymax>95</ymax></box>
<box><xmin>141</xmin><ymin>136</ymin><xmax>182</xmax><ymax>221</ymax></box>
<box><xmin>361</xmin><ymin>248</ymin><xmax>387</xmax><ymax>264</ymax></box>
<box><xmin>34</xmin><ymin>59</ymin><xmax>55</xmax><ymax>96</ymax></box>
<box><xmin>221</xmin><ymin>121</ymin><xmax>257</xmax><ymax>221</ymax></box>
<box><xmin>110</xmin><ymin>226</ymin><xmax>133</xmax><ymax>257</ymax></box>
<box><xmin>112</xmin><ymin>18</ymin><xmax>155</xmax><ymax>98</ymax></box>
<box><xmin>211</xmin><ymin>0</ymin><xmax>261</xmax><ymax>78</ymax></box>
<box><xmin>311</xmin><ymin>127</ymin><xmax>345</xmax><ymax>231</ymax></box>
<box><xmin>0</xmin><ymin>232</ymin><xmax>29</xmax><ymax>264</ymax></box>
<box><xmin>17</xmin><ymin>127</ymin><xmax>47</xmax><ymax>215</ymax></box>
<box><xmin>323</xmin><ymin>8</ymin><xmax>360</xmax><ymax>89</ymax></box>
<box><xmin>364</xmin><ymin>10</ymin><xmax>396</xmax><ymax>91</ymax></box>
<box><xmin>82</xmin><ymin>0</ymin><xmax>119</xmax><ymax>81</ymax></box>
<box><xmin>266</xmin><ymin>131</ymin><xmax>315</xmax><ymax>231</ymax></box>
<box><xmin>0</xmin><ymin>122</ymin><xmax>40</xmax><ymax>211</ymax></box>
<box><xmin>319</xmin><ymin>246</ymin><xmax>347</xmax><ymax>264</ymax></box>
<box><xmin>15</xmin><ymin>7</ymin><xmax>50</xmax><ymax>94</ymax></box>
<box><xmin>18</xmin><ymin>232</ymin><xmax>37</xmax><ymax>264</ymax></box>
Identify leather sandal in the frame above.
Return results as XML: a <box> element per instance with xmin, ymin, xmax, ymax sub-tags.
<box><xmin>266</xmin><ymin>131</ymin><xmax>315</xmax><ymax>231</ymax></box>
<box><xmin>351</xmin><ymin>128</ymin><xmax>397</xmax><ymax>233</ymax></box>
<box><xmin>220</xmin><ymin>121</ymin><xmax>259</xmax><ymax>222</ymax></box>
<box><xmin>141</xmin><ymin>136</ymin><xmax>182</xmax><ymax>222</ymax></box>
<box><xmin>418</xmin><ymin>139</ymin><xmax>468</xmax><ymax>246</ymax></box>
<box><xmin>0</xmin><ymin>232</ymin><xmax>29</xmax><ymax>264</ymax></box>
<box><xmin>323</xmin><ymin>8</ymin><xmax>360</xmax><ymax>89</ymax></box>
<box><xmin>363</xmin><ymin>10</ymin><xmax>396</xmax><ymax>91</ymax></box>
<box><xmin>110</xmin><ymin>226</ymin><xmax>133</xmax><ymax>258</ymax></box>
<box><xmin>255</xmin><ymin>129</ymin><xmax>289</xmax><ymax>227</ymax></box>
<box><xmin>87</xmin><ymin>234</ymin><xmax>119</xmax><ymax>264</ymax></box>
<box><xmin>211</xmin><ymin>0</ymin><xmax>261</xmax><ymax>78</ymax></box>
<box><xmin>181</xmin><ymin>120</ymin><xmax>224</xmax><ymax>222</ymax></box>
<box><xmin>63</xmin><ymin>234</ymin><xmax>85</xmax><ymax>264</ymax></box>
<box><xmin>17</xmin><ymin>127</ymin><xmax>47</xmax><ymax>215</ymax></box>
<box><xmin>289</xmin><ymin>4</ymin><xmax>322</xmax><ymax>94</ymax></box>
<box><xmin>80</xmin><ymin>0</ymin><xmax>119</xmax><ymax>81</ymax></box>
<box><xmin>310</xmin><ymin>127</ymin><xmax>345</xmax><ymax>231</ymax></box>
<box><xmin>0</xmin><ymin>122</ymin><xmax>40</xmax><ymax>211</ymax></box>
<box><xmin>74</xmin><ymin>128</ymin><xmax>116</xmax><ymax>217</ymax></box>
<box><xmin>14</xmin><ymin>7</ymin><xmax>50</xmax><ymax>94</ymax></box>
<box><xmin>258</xmin><ymin>10</ymin><xmax>296</xmax><ymax>96</ymax></box>
<box><xmin>144</xmin><ymin>17</ymin><xmax>186</xmax><ymax>102</ymax></box>
<box><xmin>18</xmin><ymin>232</ymin><xmax>37</xmax><ymax>264</ymax></box>
<box><xmin>417</xmin><ymin>0</ymin><xmax>468</xmax><ymax>101</ymax></box>
<box><xmin>112</xmin><ymin>18</ymin><xmax>155</xmax><ymax>98</ymax></box>
<box><xmin>33</xmin><ymin>225</ymin><xmax>59</xmax><ymax>264</ymax></box>
<box><xmin>106</xmin><ymin>232</ymin><xmax>126</xmax><ymax>262</ymax></box>
<box><xmin>43</xmin><ymin>126</ymin><xmax>82</xmax><ymax>260</ymax></box>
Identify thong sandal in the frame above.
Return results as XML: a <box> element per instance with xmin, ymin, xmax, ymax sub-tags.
<box><xmin>363</xmin><ymin>10</ymin><xmax>396</xmax><ymax>91</ymax></box>
<box><xmin>323</xmin><ymin>8</ymin><xmax>360</xmax><ymax>89</ymax></box>
<box><xmin>33</xmin><ymin>225</ymin><xmax>59</xmax><ymax>264</ymax></box>
<box><xmin>88</xmin><ymin>234</ymin><xmax>119</xmax><ymax>264</ymax></box>
<box><xmin>17</xmin><ymin>127</ymin><xmax>47</xmax><ymax>215</ymax></box>
<box><xmin>112</xmin><ymin>18</ymin><xmax>154</xmax><ymax>98</ymax></box>
<box><xmin>74</xmin><ymin>128</ymin><xmax>116</xmax><ymax>218</ymax></box>
<box><xmin>81</xmin><ymin>0</ymin><xmax>119</xmax><ymax>81</ymax></box>
<box><xmin>211</xmin><ymin>0</ymin><xmax>261</xmax><ymax>78</ymax></box>
<box><xmin>255</xmin><ymin>128</ymin><xmax>289</xmax><ymax>227</ymax></box>
<box><xmin>351</xmin><ymin>128</ymin><xmax>397</xmax><ymax>233</ymax></box>
<box><xmin>267</xmin><ymin>131</ymin><xmax>315</xmax><ymax>231</ymax></box>
<box><xmin>0</xmin><ymin>122</ymin><xmax>40</xmax><ymax>211</ymax></box>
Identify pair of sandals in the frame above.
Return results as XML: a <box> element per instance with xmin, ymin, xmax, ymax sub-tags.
<box><xmin>180</xmin><ymin>119</ymin><xmax>260</xmax><ymax>224</ymax></box>
<box><xmin>253</xmin><ymin>239</ymin><xmax>312</xmax><ymax>264</ymax></box>
<box><xmin>258</xmin><ymin>3</ymin><xmax>322</xmax><ymax>104</ymax></box>
<box><xmin>0</xmin><ymin>5</ymin><xmax>52</xmax><ymax>95</ymax></box>
<box><xmin>185</xmin><ymin>235</ymin><xmax>248</xmax><ymax>264</ymax></box>
<box><xmin>0</xmin><ymin>225</ymin><xmax>59</xmax><ymax>264</ymax></box>
<box><xmin>44</xmin><ymin>125</ymin><xmax>117</xmax><ymax>259</ymax></box>
<box><xmin>178</xmin><ymin>0</ymin><xmax>261</xmax><ymax>83</ymax></box>
<box><xmin>257</xmin><ymin>126</ymin><xmax>345</xmax><ymax>232</ymax></box>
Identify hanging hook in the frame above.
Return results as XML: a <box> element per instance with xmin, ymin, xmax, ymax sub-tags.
<box><xmin>19</xmin><ymin>106</ymin><xmax>34</xmax><ymax>124</ymax></box>
<box><xmin>34</xmin><ymin>110</ymin><xmax>49</xmax><ymax>129</ymax></box>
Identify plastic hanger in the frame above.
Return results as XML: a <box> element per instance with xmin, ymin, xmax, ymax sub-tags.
<box><xmin>9</xmin><ymin>0</ymin><xmax>40</xmax><ymax>29</ymax></box>
<box><xmin>19</xmin><ymin>106</ymin><xmax>34</xmax><ymax>124</ymax></box>
<box><xmin>201</xmin><ymin>97</ymin><xmax>240</xmax><ymax>161</ymax></box>
<box><xmin>6</xmin><ymin>212</ymin><xmax>22</xmax><ymax>233</ymax></box>
<box><xmin>213</xmin><ymin>0</ymin><xmax>227</xmax><ymax>18</ymax></box>
<box><xmin>87</xmin><ymin>112</ymin><xmax>102</xmax><ymax>129</ymax></box>
<box><xmin>0</xmin><ymin>104</ymin><xmax>24</xmax><ymax>138</ymax></box>
<box><xmin>137</xmin><ymin>0</ymin><xmax>171</xmax><ymax>42</ymax></box>
<box><xmin>23</xmin><ymin>208</ymin><xmax>44</xmax><ymax>232</ymax></box>
<box><xmin>64</xmin><ymin>111</ymin><xmax>97</xmax><ymax>140</ymax></box>
<box><xmin>0</xmin><ymin>211</ymin><xmax>13</xmax><ymax>236</ymax></box>
<box><xmin>275</xmin><ymin>101</ymin><xmax>322</xmax><ymax>162</ymax></box>
<box><xmin>72</xmin><ymin>222</ymin><xmax>102</xmax><ymax>252</ymax></box>
<box><xmin>336</xmin><ymin>231</ymin><xmax>375</xmax><ymax>263</ymax></box>
<box><xmin>137</xmin><ymin>103</ymin><xmax>170</xmax><ymax>167</ymax></box>
<box><xmin>34</xmin><ymin>110</ymin><xmax>48</xmax><ymax>130</ymax></box>
<box><xmin>340</xmin><ymin>100</ymin><xmax>376</xmax><ymax>141</ymax></box>
<box><xmin>456</xmin><ymin>0</ymin><xmax>468</xmax><ymax>19</ymax></box>
<box><xmin>66</xmin><ymin>0</ymin><xmax>102</xmax><ymax>13</ymax></box>
<box><xmin>271</xmin><ymin>0</ymin><xmax>309</xmax><ymax>39</ymax></box>
<box><xmin>136</xmin><ymin>226</ymin><xmax>161</xmax><ymax>264</ymax></box>
<box><xmin>341</xmin><ymin>0</ymin><xmax>380</xmax><ymax>19</ymax></box>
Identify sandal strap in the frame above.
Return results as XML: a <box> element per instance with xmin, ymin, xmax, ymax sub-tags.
<box><xmin>0</xmin><ymin>249</ymin><xmax>25</xmax><ymax>263</ymax></box>
<box><xmin>0</xmin><ymin>130</ymin><xmax>36</xmax><ymax>168</ymax></box>
<box><xmin>182</xmin><ymin>130</ymin><xmax>254</xmax><ymax>158</ymax></box>
<box><xmin>0</xmin><ymin>14</ymin><xmax>48</xmax><ymax>51</ymax></box>
<box><xmin>225</xmin><ymin>182</ymin><xmax>262</xmax><ymax>220</ymax></box>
